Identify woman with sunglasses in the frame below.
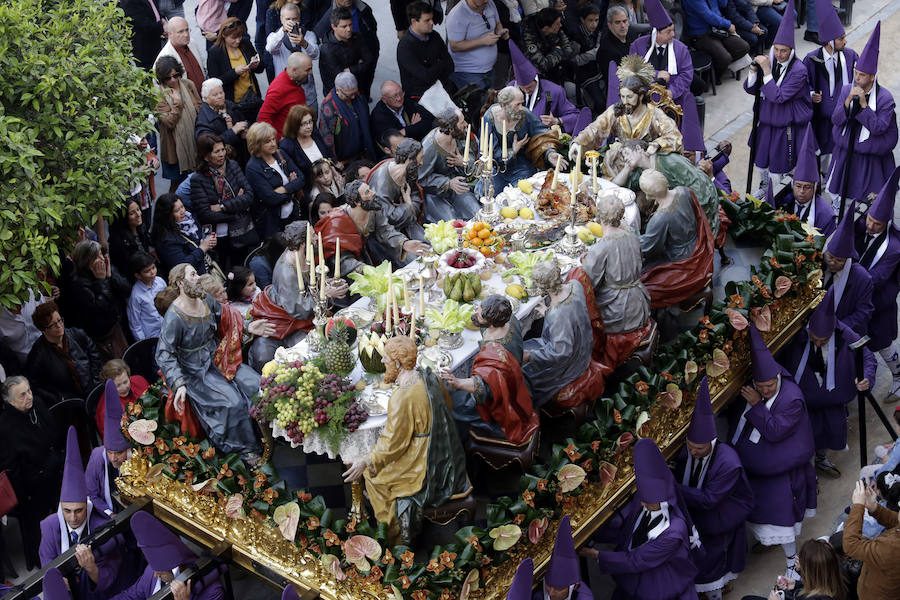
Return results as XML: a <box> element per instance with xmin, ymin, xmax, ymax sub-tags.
<box><xmin>155</xmin><ymin>56</ymin><xmax>202</xmax><ymax>191</ymax></box>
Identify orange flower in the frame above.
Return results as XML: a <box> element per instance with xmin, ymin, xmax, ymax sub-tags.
<box><xmin>613</xmin><ymin>408</ymin><xmax>623</xmax><ymax>423</ymax></box>
<box><xmin>237</xmin><ymin>474</ymin><xmax>247</xmax><ymax>487</ymax></box>
<box><xmin>770</xmin><ymin>257</ymin><xmax>782</xmax><ymax>268</ymax></box>
<box><xmin>439</xmin><ymin>589</ymin><xmax>455</xmax><ymax>600</ymax></box>
<box><xmin>323</xmin><ymin>529</ymin><xmax>340</xmax><ymax>546</ymax></box>
<box><xmin>728</xmin><ymin>294</ymin><xmax>745</xmax><ymax>308</ymax></box>
<box><xmin>254</xmin><ymin>472</ymin><xmax>268</xmax><ymax>490</ymax></box>
<box><xmin>590</xmin><ymin>440</ymin><xmax>601</xmax><ymax>452</ymax></box>
<box><xmin>699</xmin><ymin>315</ymin><xmax>714</xmax><ymax>330</ymax></box>
<box><xmin>400</xmin><ymin>550</ymin><xmax>415</xmax><ymax>568</ymax></box>
<box><xmin>250</xmin><ymin>509</ymin><xmax>265</xmax><ymax>520</ymax></box>
<box><xmin>465</xmin><ymin>535</ymin><xmax>483</xmax><ymax>552</ymax></box>
<box><xmin>522</xmin><ymin>490</ymin><xmax>535</xmax><ymax>508</ymax></box>
<box><xmin>172</xmin><ymin>436</ymin><xmax>187</xmax><ymax>449</ymax></box>
<box><xmin>564</xmin><ymin>443</ymin><xmax>582</xmax><ymax>461</ymax></box>
<box><xmin>155</xmin><ymin>438</ymin><xmax>168</xmax><ymax>453</ymax></box>
<box><xmin>439</xmin><ymin>551</ymin><xmax>457</xmax><ymax>569</ymax></box>
<box><xmin>262</xmin><ymin>488</ymin><xmax>277</xmax><ymax>503</ymax></box>
<box><xmin>426</xmin><ymin>558</ymin><xmax>443</xmax><ymax>574</ymax></box>
<box><xmin>310</xmin><ymin>544</ymin><xmax>321</xmax><ymax>554</ymax></box>
<box><xmin>297</xmin><ymin>534</ymin><xmax>308</xmax><ymax>549</ymax></box>
<box><xmin>182</xmin><ymin>470</ymin><xmax>194</xmax><ymax>484</ymax></box>
<box><xmin>382</xmin><ymin>549</ymin><xmax>395</xmax><ymax>565</ymax></box>
<box><xmin>307</xmin><ymin>516</ymin><xmax>320</xmax><ymax>529</ymax></box>
<box><xmin>345</xmin><ymin>516</ymin><xmax>357</xmax><ymax>533</ymax></box>
<box><xmin>217</xmin><ymin>464</ymin><xmax>233</xmax><ymax>479</ymax></box>
<box><xmin>183</xmin><ymin>442</ymin><xmax>200</xmax><ymax>458</ymax></box>
<box><xmin>411</xmin><ymin>591</ymin><xmax>430</xmax><ymax>600</ymax></box>
<box><xmin>536</xmin><ymin>478</ymin><xmax>549</xmax><ymax>491</ymax></box>
<box><xmin>660</xmin><ymin>371</ymin><xmax>674</xmax><ymax>381</ymax></box>
<box><xmin>581</xmin><ymin>458</ymin><xmax>593</xmax><ymax>472</ymax></box>
<box><xmin>297</xmin><ymin>490</ymin><xmax>312</xmax><ymax>502</ymax></box>
<box><xmin>202</xmin><ymin>447</ymin><xmax>216</xmax><ymax>459</ymax></box>
<box><xmin>513</xmin><ymin>513</ymin><xmax>526</xmax><ymax>525</ymax></box>
<box><xmin>398</xmin><ymin>575</ymin><xmax>412</xmax><ymax>589</ymax></box>
<box><xmin>141</xmin><ymin>447</ymin><xmax>153</xmax><ymax>457</ymax></box>
<box><xmin>127</xmin><ymin>402</ymin><xmax>142</xmax><ymax>417</ymax></box>
<box><xmin>723</xmin><ymin>340</ymin><xmax>733</xmax><ymax>354</ymax></box>
<box><xmin>166</xmin><ymin>454</ymin><xmax>182</xmax><ymax>468</ymax></box>
<box><xmin>699</xmin><ymin>329</ymin><xmax>709</xmax><ymax>342</ymax></box>
<box><xmin>635</xmin><ymin>381</ymin><xmax>649</xmax><ymax>394</ymax></box>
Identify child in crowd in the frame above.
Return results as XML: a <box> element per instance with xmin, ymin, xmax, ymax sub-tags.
<box><xmin>126</xmin><ymin>251</ymin><xmax>166</xmax><ymax>341</ymax></box>
<box><xmin>225</xmin><ymin>266</ymin><xmax>260</xmax><ymax>317</ymax></box>
<box><xmin>95</xmin><ymin>359</ymin><xmax>149</xmax><ymax>436</ymax></box>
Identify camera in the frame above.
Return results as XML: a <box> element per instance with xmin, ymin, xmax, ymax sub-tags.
<box><xmin>291</xmin><ymin>23</ymin><xmax>301</xmax><ymax>35</ymax></box>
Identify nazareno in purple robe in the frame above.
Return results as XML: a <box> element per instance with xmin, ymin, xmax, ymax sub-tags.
<box><xmin>744</xmin><ymin>57</ymin><xmax>814</xmax><ymax>174</ymax></box>
<box><xmin>508</xmin><ymin>78</ymin><xmax>588</xmax><ymax>137</ymax></box>
<box><xmin>827</xmin><ymin>83</ymin><xmax>899</xmax><ymax>201</ymax></box>
<box><xmin>824</xmin><ymin>261</ymin><xmax>874</xmax><ymax>339</ymax></box>
<box><xmin>728</xmin><ymin>375</ymin><xmax>817</xmax><ymax>544</ymax></box>
<box><xmin>803</xmin><ymin>47</ymin><xmax>858</xmax><ymax>154</ymax></box>
<box><xmin>776</xmin><ymin>193</ymin><xmax>836</xmax><ymax>237</ymax></box>
<box><xmin>783</xmin><ymin>323</ymin><xmax>877</xmax><ymax>451</ymax></box>
<box><xmin>712</xmin><ymin>153</ymin><xmax>732</xmax><ymax>194</ymax></box>
<box><xmin>674</xmin><ymin>442</ymin><xmax>754</xmax><ymax>592</ymax></box>
<box><xmin>108</xmin><ymin>565</ymin><xmax>224</xmax><ymax>600</ymax></box>
<box><xmin>85</xmin><ymin>447</ymin><xmax>124</xmax><ymax>517</ymax></box>
<box><xmin>854</xmin><ymin>219</ymin><xmax>900</xmax><ymax>351</ymax></box>
<box><xmin>530</xmin><ymin>582</ymin><xmax>594</xmax><ymax>600</ymax></box>
<box><xmin>39</xmin><ymin>509</ymin><xmax>129</xmax><ymax>600</ymax></box>
<box><xmin>629</xmin><ymin>36</ymin><xmax>701</xmax><ymax>145</ymax></box>
<box><xmin>592</xmin><ymin>495</ymin><xmax>698</xmax><ymax>600</ymax></box>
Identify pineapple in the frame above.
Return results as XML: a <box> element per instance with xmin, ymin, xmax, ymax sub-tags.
<box><xmin>323</xmin><ymin>325</ymin><xmax>355</xmax><ymax>376</ymax></box>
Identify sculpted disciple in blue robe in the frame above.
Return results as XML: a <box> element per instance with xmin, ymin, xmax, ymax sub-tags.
<box><xmin>744</xmin><ymin>55</ymin><xmax>814</xmax><ymax>175</ymax></box>
<box><xmin>522</xmin><ymin>281</ymin><xmax>593</xmax><ymax>407</ymax></box>
<box><xmin>804</xmin><ymin>45</ymin><xmax>858</xmax><ymax>154</ymax></box>
<box><xmin>485</xmin><ymin>95</ymin><xmax>561</xmax><ymax>191</ymax></box>
<box><xmin>640</xmin><ymin>186</ymin><xmax>698</xmax><ymax>267</ymax></box>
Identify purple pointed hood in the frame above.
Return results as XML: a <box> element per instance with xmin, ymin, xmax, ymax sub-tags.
<box><xmin>826</xmin><ymin>200</ymin><xmax>859</xmax><ymax>260</ymax></box>
<box><xmin>644</xmin><ymin>0</ymin><xmax>672</xmax><ymax>30</ymax></box>
<box><xmin>856</xmin><ymin>21</ymin><xmax>880</xmax><ymax>75</ymax></box>
<box><xmin>60</xmin><ymin>426</ymin><xmax>87</xmax><ymax>503</ymax></box>
<box><xmin>103</xmin><ymin>379</ymin><xmax>130</xmax><ymax>452</ymax></box>
<box><xmin>509</xmin><ymin>40</ymin><xmax>538</xmax><ymax>86</ymax></box>
<box><xmin>773</xmin><ymin>0</ymin><xmax>796</xmax><ymax>48</ymax></box>
<box><xmin>765</xmin><ymin>178</ymin><xmax>775</xmax><ymax>208</ymax></box>
<box><xmin>132</xmin><ymin>511</ymin><xmax>197</xmax><ymax>572</ymax></box>
<box><xmin>808</xmin><ymin>287</ymin><xmax>837</xmax><ymax>338</ymax></box>
<box><xmin>43</xmin><ymin>568</ymin><xmax>71</xmax><ymax>600</ymax></box>
<box><xmin>815</xmin><ymin>0</ymin><xmax>845</xmax><ymax>43</ymax></box>
<box><xmin>545</xmin><ymin>515</ymin><xmax>579</xmax><ymax>587</ymax></box>
<box><xmin>868</xmin><ymin>165</ymin><xmax>900</xmax><ymax>223</ymax></box>
<box><xmin>282</xmin><ymin>584</ymin><xmax>300</xmax><ymax>600</ymax></box>
<box><xmin>687</xmin><ymin>377</ymin><xmax>716</xmax><ymax>444</ymax></box>
<box><xmin>507</xmin><ymin>558</ymin><xmax>534</xmax><ymax>600</ymax></box>
<box><xmin>793</xmin><ymin>124</ymin><xmax>819</xmax><ymax>184</ymax></box>
<box><xmin>635</xmin><ymin>438</ymin><xmax>675</xmax><ymax>504</ymax></box>
<box><xmin>606</xmin><ymin>60</ymin><xmax>620</xmax><ymax>109</ymax></box>
<box><xmin>681</xmin><ymin>101</ymin><xmax>705</xmax><ymax>153</ymax></box>
<box><xmin>750</xmin><ymin>322</ymin><xmax>781</xmax><ymax>382</ymax></box>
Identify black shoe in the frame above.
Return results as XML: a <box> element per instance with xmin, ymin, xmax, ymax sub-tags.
<box><xmin>804</xmin><ymin>30</ymin><xmax>820</xmax><ymax>44</ymax></box>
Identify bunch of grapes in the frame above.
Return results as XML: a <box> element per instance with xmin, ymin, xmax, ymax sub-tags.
<box><xmin>283</xmin><ymin>420</ymin><xmax>305</xmax><ymax>445</ymax></box>
<box><xmin>343</xmin><ymin>402</ymin><xmax>369</xmax><ymax>433</ymax></box>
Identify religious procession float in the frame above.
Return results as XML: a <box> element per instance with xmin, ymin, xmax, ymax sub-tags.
<box><xmin>115</xmin><ymin>115</ymin><xmax>826</xmax><ymax>598</ymax></box>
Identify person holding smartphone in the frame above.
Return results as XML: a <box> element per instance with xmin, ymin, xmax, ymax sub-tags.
<box><xmin>266</xmin><ymin>2</ymin><xmax>320</xmax><ymax>107</ymax></box>
<box><xmin>207</xmin><ymin>18</ymin><xmax>265</xmax><ymax>119</ymax></box>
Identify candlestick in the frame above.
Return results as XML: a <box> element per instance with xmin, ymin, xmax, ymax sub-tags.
<box><xmin>317</xmin><ymin>232</ymin><xmax>324</xmax><ymax>266</ymax></box>
<box><xmin>418</xmin><ymin>274</ymin><xmax>425</xmax><ymax>317</ymax></box>
<box><xmin>576</xmin><ymin>144</ymin><xmax>582</xmax><ymax>174</ymax></box>
<box><xmin>480</xmin><ymin>119</ymin><xmax>486</xmax><ymax>155</ymax></box>
<box><xmin>502</xmin><ymin>119</ymin><xmax>507</xmax><ymax>160</ymax></box>
<box><xmin>392</xmin><ymin>286</ymin><xmax>400</xmax><ymax>335</ymax></box>
<box><xmin>334</xmin><ymin>237</ymin><xmax>341</xmax><ymax>279</ymax></box>
<box><xmin>409</xmin><ymin>304</ymin><xmax>416</xmax><ymax>340</ymax></box>
<box><xmin>403</xmin><ymin>276</ymin><xmax>411</xmax><ymax>311</ymax></box>
<box><xmin>463</xmin><ymin>124</ymin><xmax>471</xmax><ymax>164</ymax></box>
<box><xmin>320</xmin><ymin>269</ymin><xmax>326</xmax><ymax>302</ymax></box>
<box><xmin>487</xmin><ymin>135</ymin><xmax>493</xmax><ymax>171</ymax></box>
<box><xmin>591</xmin><ymin>156</ymin><xmax>598</xmax><ymax>195</ymax></box>
<box><xmin>385</xmin><ymin>282</ymin><xmax>392</xmax><ymax>332</ymax></box>
<box><xmin>551</xmin><ymin>153</ymin><xmax>562</xmax><ymax>191</ymax></box>
<box><xmin>294</xmin><ymin>249</ymin><xmax>304</xmax><ymax>293</ymax></box>
<box><xmin>307</xmin><ymin>225</ymin><xmax>314</xmax><ymax>273</ymax></box>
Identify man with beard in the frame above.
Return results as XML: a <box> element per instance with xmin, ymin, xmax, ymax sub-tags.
<box><xmin>418</xmin><ymin>107</ymin><xmax>481</xmax><ymax>222</ymax></box>
<box><xmin>342</xmin><ymin>336</ymin><xmax>469</xmax><ymax>546</ymax></box>
<box><xmin>155</xmin><ymin>264</ymin><xmax>270</xmax><ymax>466</ymax></box>
<box><xmin>365</xmin><ymin>138</ymin><xmax>427</xmax><ymax>242</ymax></box>
<box><xmin>569</xmin><ymin>56</ymin><xmax>683</xmax><ymax>160</ymax></box>
<box><xmin>248</xmin><ymin>222</ymin><xmax>349</xmax><ymax>370</ymax></box>
<box><xmin>315</xmin><ymin>180</ymin><xmax>430</xmax><ymax>274</ymax></box>
<box><xmin>484</xmin><ymin>86</ymin><xmax>568</xmax><ymax>191</ymax></box>
<box><xmin>441</xmin><ymin>295</ymin><xmax>538</xmax><ymax>445</ymax></box>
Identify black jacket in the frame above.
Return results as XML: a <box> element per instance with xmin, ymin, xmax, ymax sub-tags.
<box><xmin>313</xmin><ymin>0</ymin><xmax>379</xmax><ymax>57</ymax></box>
<box><xmin>191</xmin><ymin>160</ymin><xmax>256</xmax><ymax>241</ymax></box>
<box><xmin>396</xmin><ymin>30</ymin><xmax>454</xmax><ymax>99</ymax></box>
<box><xmin>118</xmin><ymin>0</ymin><xmax>165</xmax><ymax>71</ymax></box>
<box><xmin>206</xmin><ymin>39</ymin><xmax>264</xmax><ymax>102</ymax></box>
<box><xmin>68</xmin><ymin>270</ymin><xmax>131</xmax><ymax>339</ymax></box>
<box><xmin>369</xmin><ymin>99</ymin><xmax>433</xmax><ymax>145</ymax></box>
<box><xmin>155</xmin><ymin>228</ymin><xmax>208</xmax><ymax>275</ymax></box>
<box><xmin>195</xmin><ymin>101</ymin><xmax>247</xmax><ymax>148</ymax></box>
<box><xmin>108</xmin><ymin>223</ymin><xmax>154</xmax><ymax>278</ymax></box>
<box><xmin>596</xmin><ymin>28</ymin><xmax>639</xmax><ymax>77</ymax></box>
<box><xmin>25</xmin><ymin>330</ymin><xmax>101</xmax><ymax>406</ymax></box>
<box><xmin>318</xmin><ymin>30</ymin><xmax>377</xmax><ymax>99</ymax></box>
<box><xmin>278</xmin><ymin>132</ymin><xmax>334</xmax><ymax>194</ymax></box>
<box><xmin>245</xmin><ymin>153</ymin><xmax>306</xmax><ymax>238</ymax></box>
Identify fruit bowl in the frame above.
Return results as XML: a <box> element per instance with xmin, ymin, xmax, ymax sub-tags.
<box><xmin>438</xmin><ymin>247</ymin><xmax>487</xmax><ymax>277</ymax></box>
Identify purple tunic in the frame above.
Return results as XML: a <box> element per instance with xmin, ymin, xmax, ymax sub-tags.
<box><xmin>784</xmin><ymin>324</ymin><xmax>877</xmax><ymax>450</ymax></box>
<box><xmin>728</xmin><ymin>376</ymin><xmax>817</xmax><ymax>528</ymax></box>
<box><xmin>85</xmin><ymin>447</ymin><xmax>120</xmax><ymax>517</ymax></box>
<box><xmin>744</xmin><ymin>58</ymin><xmax>814</xmax><ymax>174</ymax></box>
<box><xmin>39</xmin><ymin>511</ymin><xmax>126</xmax><ymax>600</ymax></box>
<box><xmin>827</xmin><ymin>84</ymin><xmax>898</xmax><ymax>201</ymax></box>
<box><xmin>531</xmin><ymin>582</ymin><xmax>593</xmax><ymax>600</ymax></box>
<box><xmin>854</xmin><ymin>219</ymin><xmax>900</xmax><ymax>351</ymax></box>
<box><xmin>776</xmin><ymin>193</ymin><xmax>836</xmax><ymax>237</ymax></box>
<box><xmin>508</xmin><ymin>78</ymin><xmax>585</xmax><ymax>136</ymax></box>
<box><xmin>803</xmin><ymin>47</ymin><xmax>858</xmax><ymax>154</ymax></box>
<box><xmin>674</xmin><ymin>443</ymin><xmax>752</xmax><ymax>589</ymax></box>
<box><xmin>825</xmin><ymin>262</ymin><xmax>874</xmax><ymax>338</ymax></box>
<box><xmin>712</xmin><ymin>154</ymin><xmax>732</xmax><ymax>194</ymax></box>
<box><xmin>593</xmin><ymin>496</ymin><xmax>698</xmax><ymax>600</ymax></box>
<box><xmin>109</xmin><ymin>566</ymin><xmax>224</xmax><ymax>600</ymax></box>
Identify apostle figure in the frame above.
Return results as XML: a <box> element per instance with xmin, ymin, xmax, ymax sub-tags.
<box><xmin>248</xmin><ymin>222</ymin><xmax>348</xmax><ymax>370</ymax></box>
<box><xmin>629</xmin><ymin>0</ymin><xmax>702</xmax><ymax>146</ymax></box>
<box><xmin>729</xmin><ymin>323</ymin><xmax>816</xmax><ymax>580</ymax></box>
<box><xmin>854</xmin><ymin>168</ymin><xmax>900</xmax><ymax>400</ymax></box>
<box><xmin>441</xmin><ymin>295</ymin><xmax>539</xmax><ymax>444</ymax></box>
<box><xmin>365</xmin><ymin>138</ymin><xmax>427</xmax><ymax>242</ymax></box>
<box><xmin>579</xmin><ymin>438</ymin><xmax>699</xmax><ymax>599</ymax></box>
<box><xmin>582</xmin><ymin>192</ymin><xmax>652</xmax><ymax>373</ymax></box>
<box><xmin>484</xmin><ymin>86</ymin><xmax>568</xmax><ymax>191</ymax></box>
<box><xmin>784</xmin><ymin>288</ymin><xmax>875</xmax><ymax>478</ymax></box>
<box><xmin>85</xmin><ymin>380</ymin><xmax>131</xmax><ymax>517</ymax></box>
<box><xmin>775</xmin><ymin>124</ymin><xmax>836</xmax><ymax>237</ymax></box>
<box><xmin>826</xmin><ymin>21</ymin><xmax>898</xmax><ymax>205</ymax></box>
<box><xmin>533</xmin><ymin>515</ymin><xmax>592</xmax><ymax>600</ymax></box>
<box><xmin>674</xmin><ymin>378</ymin><xmax>754</xmax><ymax>600</ymax></box>
<box><xmin>315</xmin><ymin>180</ymin><xmax>431</xmax><ymax>272</ymax></box>
<box><xmin>607</xmin><ymin>138</ymin><xmax>720</xmax><ymax>237</ymax></box>
<box><xmin>570</xmin><ymin>56</ymin><xmax>684</xmax><ymax>160</ymax></box>
<box><xmin>342</xmin><ymin>336</ymin><xmax>469</xmax><ymax>545</ymax></box>
<box><xmin>111</xmin><ymin>511</ymin><xmax>224</xmax><ymax>600</ymax></box>
<box><xmin>156</xmin><ymin>264</ymin><xmax>264</xmax><ymax>465</ymax></box>
<box><xmin>522</xmin><ymin>259</ymin><xmax>593</xmax><ymax>407</ymax></box>
<box><xmin>417</xmin><ymin>107</ymin><xmax>481</xmax><ymax>222</ymax></box>
<box><xmin>803</xmin><ymin>0</ymin><xmax>858</xmax><ymax>180</ymax></box>
<box><xmin>744</xmin><ymin>0</ymin><xmax>813</xmax><ymax>197</ymax></box>
<box><xmin>821</xmin><ymin>203</ymin><xmax>873</xmax><ymax>338</ymax></box>
<box><xmin>40</xmin><ymin>427</ymin><xmax>128</xmax><ymax>600</ymax></box>
<box><xmin>638</xmin><ymin>169</ymin><xmax>715</xmax><ymax>309</ymax></box>
<box><xmin>507</xmin><ymin>40</ymin><xmax>591</xmax><ymax>137</ymax></box>
<box><xmin>507</xmin><ymin>558</ymin><xmax>534</xmax><ymax>600</ymax></box>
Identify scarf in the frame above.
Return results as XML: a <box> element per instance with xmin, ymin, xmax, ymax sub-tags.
<box><xmin>681</xmin><ymin>439</ymin><xmax>718</xmax><ymax>488</ymax></box>
<box><xmin>794</xmin><ymin>333</ymin><xmax>837</xmax><ymax>391</ymax></box>
<box><xmin>731</xmin><ymin>375</ymin><xmax>782</xmax><ymax>444</ymax></box>
<box><xmin>858</xmin><ymin>81</ymin><xmax>877</xmax><ymax>144</ymax></box>
<box><xmin>101</xmin><ymin>449</ymin><xmax>131</xmax><ymax>514</ymax></box>
<box><xmin>166</xmin><ymin>80</ymin><xmax>198</xmax><ymax>172</ymax></box>
<box><xmin>57</xmin><ymin>500</ymin><xmax>94</xmax><ymax>553</ymax></box>
<box><xmin>47</xmin><ymin>334</ymin><xmax>84</xmax><ymax>395</ymax></box>
<box><xmin>643</xmin><ymin>30</ymin><xmax>677</xmax><ymax>76</ymax></box>
<box><xmin>176</xmin><ymin>210</ymin><xmax>200</xmax><ymax>241</ymax></box>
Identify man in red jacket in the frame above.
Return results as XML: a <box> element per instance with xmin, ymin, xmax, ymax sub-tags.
<box><xmin>258</xmin><ymin>52</ymin><xmax>312</xmax><ymax>138</ymax></box>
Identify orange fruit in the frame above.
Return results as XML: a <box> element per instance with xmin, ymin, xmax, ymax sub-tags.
<box><xmin>478</xmin><ymin>229</ymin><xmax>490</xmax><ymax>239</ymax></box>
<box><xmin>472</xmin><ymin>222</ymin><xmax>484</xmax><ymax>232</ymax></box>
<box><xmin>486</xmin><ymin>236</ymin><xmax>495</xmax><ymax>245</ymax></box>
<box><xmin>463</xmin><ymin>240</ymin><xmax>470</xmax><ymax>248</ymax></box>
<box><xmin>471</xmin><ymin>237</ymin><xmax>483</xmax><ymax>247</ymax></box>
<box><xmin>480</xmin><ymin>247</ymin><xmax>491</xmax><ymax>256</ymax></box>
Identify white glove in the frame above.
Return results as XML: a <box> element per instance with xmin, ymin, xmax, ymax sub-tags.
<box><xmin>568</xmin><ymin>141</ymin><xmax>582</xmax><ymax>162</ymax></box>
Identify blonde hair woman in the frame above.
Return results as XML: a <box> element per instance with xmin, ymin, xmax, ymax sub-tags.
<box><xmin>245</xmin><ymin>121</ymin><xmax>306</xmax><ymax>237</ymax></box>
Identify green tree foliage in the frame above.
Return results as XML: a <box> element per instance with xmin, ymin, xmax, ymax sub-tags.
<box><xmin>0</xmin><ymin>0</ymin><xmax>158</xmax><ymax>309</ymax></box>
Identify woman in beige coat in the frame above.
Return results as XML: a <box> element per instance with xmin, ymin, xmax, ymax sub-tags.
<box><xmin>844</xmin><ymin>480</ymin><xmax>900</xmax><ymax>600</ymax></box>
<box><xmin>155</xmin><ymin>55</ymin><xmax>201</xmax><ymax>191</ymax></box>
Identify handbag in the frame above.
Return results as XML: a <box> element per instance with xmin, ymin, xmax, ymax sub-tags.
<box><xmin>710</xmin><ymin>27</ymin><xmax>730</xmax><ymax>39</ymax></box>
<box><xmin>236</xmin><ymin>88</ymin><xmax>263</xmax><ymax>123</ymax></box>
<box><xmin>0</xmin><ymin>470</ymin><xmax>19</xmax><ymax>517</ymax></box>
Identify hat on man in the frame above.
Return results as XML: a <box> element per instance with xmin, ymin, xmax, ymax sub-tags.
<box><xmin>103</xmin><ymin>379</ymin><xmax>130</xmax><ymax>452</ymax></box>
<box><xmin>773</xmin><ymin>0</ymin><xmax>797</xmax><ymax>48</ymax></box>
<box><xmin>60</xmin><ymin>426</ymin><xmax>87</xmax><ymax>503</ymax></box>
<box><xmin>856</xmin><ymin>21</ymin><xmax>880</xmax><ymax>75</ymax></box>
<box><xmin>867</xmin><ymin>165</ymin><xmax>900</xmax><ymax>223</ymax></box>
<box><xmin>509</xmin><ymin>40</ymin><xmax>538</xmax><ymax>87</ymax></box>
<box><xmin>687</xmin><ymin>377</ymin><xmax>716</xmax><ymax>444</ymax></box>
<box><xmin>545</xmin><ymin>515</ymin><xmax>579</xmax><ymax>588</ymax></box>
<box><xmin>826</xmin><ymin>200</ymin><xmax>859</xmax><ymax>260</ymax></box>
<box><xmin>815</xmin><ymin>0</ymin><xmax>845</xmax><ymax>44</ymax></box>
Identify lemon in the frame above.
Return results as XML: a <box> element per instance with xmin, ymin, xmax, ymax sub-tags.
<box><xmin>577</xmin><ymin>226</ymin><xmax>595</xmax><ymax>244</ymax></box>
<box><xmin>500</xmin><ymin>206</ymin><xmax>518</xmax><ymax>219</ymax></box>
<box><xmin>518</xmin><ymin>207</ymin><xmax>534</xmax><ymax>220</ymax></box>
<box><xmin>517</xmin><ymin>180</ymin><xmax>533</xmax><ymax>194</ymax></box>
<box><xmin>505</xmin><ymin>284</ymin><xmax>526</xmax><ymax>300</ymax></box>
<box><xmin>261</xmin><ymin>361</ymin><xmax>278</xmax><ymax>378</ymax></box>
<box><xmin>588</xmin><ymin>222</ymin><xmax>604</xmax><ymax>237</ymax></box>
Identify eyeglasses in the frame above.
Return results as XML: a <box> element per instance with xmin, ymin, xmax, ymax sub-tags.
<box><xmin>163</xmin><ymin>73</ymin><xmax>179</xmax><ymax>81</ymax></box>
<box><xmin>43</xmin><ymin>317</ymin><xmax>64</xmax><ymax>330</ymax></box>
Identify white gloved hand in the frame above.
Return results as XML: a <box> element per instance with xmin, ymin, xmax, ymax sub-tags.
<box><xmin>568</xmin><ymin>141</ymin><xmax>582</xmax><ymax>162</ymax></box>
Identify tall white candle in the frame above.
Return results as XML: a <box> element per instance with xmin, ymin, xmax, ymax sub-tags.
<box><xmin>463</xmin><ymin>124</ymin><xmax>471</xmax><ymax>164</ymax></box>
<box><xmin>502</xmin><ymin>119</ymin><xmax>507</xmax><ymax>160</ymax></box>
<box><xmin>334</xmin><ymin>237</ymin><xmax>341</xmax><ymax>279</ymax></box>
<box><xmin>294</xmin><ymin>250</ymin><xmax>304</xmax><ymax>293</ymax></box>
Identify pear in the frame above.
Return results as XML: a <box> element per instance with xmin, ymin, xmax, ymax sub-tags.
<box><xmin>451</xmin><ymin>277</ymin><xmax>465</xmax><ymax>302</ymax></box>
<box><xmin>463</xmin><ymin>279</ymin><xmax>476</xmax><ymax>302</ymax></box>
